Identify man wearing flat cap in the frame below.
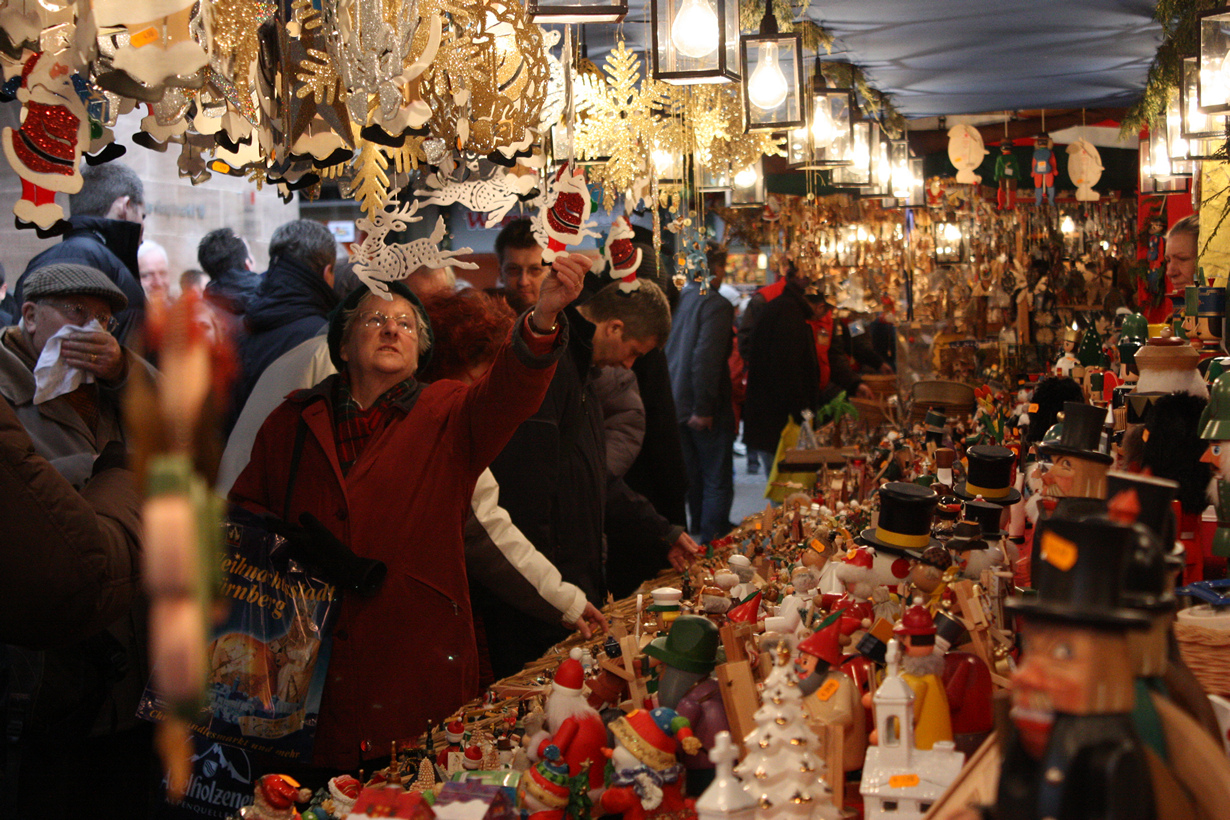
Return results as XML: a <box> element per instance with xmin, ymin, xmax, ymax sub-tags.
<box><xmin>0</xmin><ymin>262</ymin><xmax>150</xmax><ymax>488</ymax></box>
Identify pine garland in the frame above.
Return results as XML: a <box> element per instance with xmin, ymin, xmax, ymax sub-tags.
<box><xmin>1122</xmin><ymin>0</ymin><xmax>1220</xmax><ymax>134</ymax></box>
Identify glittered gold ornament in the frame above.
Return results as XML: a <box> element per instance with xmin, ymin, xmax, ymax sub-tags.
<box><xmin>574</xmin><ymin>40</ymin><xmax>675</xmax><ymax>210</ymax></box>
<box><xmin>202</xmin><ymin>0</ymin><xmax>276</xmax><ymax>123</ymax></box>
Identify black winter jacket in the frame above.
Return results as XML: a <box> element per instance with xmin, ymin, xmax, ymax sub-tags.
<box><xmin>17</xmin><ymin>216</ymin><xmax>146</xmax><ymax>344</ymax></box>
<box><xmin>229</xmin><ymin>256</ymin><xmax>339</xmax><ymax>431</ymax></box>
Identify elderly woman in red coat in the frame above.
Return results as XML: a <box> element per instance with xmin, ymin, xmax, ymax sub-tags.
<box><xmin>230</xmin><ymin>256</ymin><xmax>584</xmax><ymax>769</ymax></box>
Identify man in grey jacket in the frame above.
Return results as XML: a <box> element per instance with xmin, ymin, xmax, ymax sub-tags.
<box><xmin>665</xmin><ymin>244</ymin><xmax>736</xmax><ymax>543</ymax></box>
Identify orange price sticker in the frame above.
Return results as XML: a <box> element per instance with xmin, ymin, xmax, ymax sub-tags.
<box><xmin>817</xmin><ymin>679</ymin><xmax>840</xmax><ymax>702</ymax></box>
<box><xmin>889</xmin><ymin>774</ymin><xmax>920</xmax><ymax>789</ymax></box>
<box><xmin>808</xmin><ymin>538</ymin><xmax>822</xmax><ymax>552</ymax></box>
<box><xmin>1041</xmin><ymin>531</ymin><xmax>1078</xmax><ymax>572</ymax></box>
<box><xmin>130</xmin><ymin>26</ymin><xmax>160</xmax><ymax>48</ymax></box>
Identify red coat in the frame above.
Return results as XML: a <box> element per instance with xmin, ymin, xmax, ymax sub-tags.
<box><xmin>230</xmin><ymin>322</ymin><xmax>563</xmax><ymax>768</ymax></box>
<box><xmin>539</xmin><ymin>712</ymin><xmax>609</xmax><ymax>793</ymax></box>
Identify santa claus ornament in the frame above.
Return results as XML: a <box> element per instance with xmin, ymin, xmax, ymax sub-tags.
<box><xmin>242</xmin><ymin>774</ymin><xmax>313</xmax><ymax>820</ymax></box>
<box><xmin>532</xmin><ymin>162</ymin><xmax>599</xmax><ymax>262</ymax></box>
<box><xmin>601</xmin><ymin>215</ymin><xmax>644</xmax><ymax>292</ymax></box>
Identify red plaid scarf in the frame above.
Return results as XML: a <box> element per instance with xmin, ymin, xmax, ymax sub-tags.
<box><xmin>333</xmin><ymin>373</ymin><xmax>415</xmax><ymax>475</ymax></box>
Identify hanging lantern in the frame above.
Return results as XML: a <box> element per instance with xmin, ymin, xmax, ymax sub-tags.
<box><xmin>527</xmin><ymin>0</ymin><xmax>627</xmax><ymax>23</ymax></box>
<box><xmin>1199</xmin><ymin>7</ymin><xmax>1230</xmax><ymax>113</ymax></box>
<box><xmin>1140</xmin><ymin>123</ymin><xmax>1187</xmax><ymax>193</ymax></box>
<box><xmin>650</xmin><ymin>0</ymin><xmax>740</xmax><ymax>85</ymax></box>
<box><xmin>788</xmin><ymin>60</ymin><xmax>856</xmax><ymax>169</ymax></box>
<box><xmin>907</xmin><ymin>157</ymin><xmax>926</xmax><ymax>206</ymax></box>
<box><xmin>831</xmin><ymin>120</ymin><xmax>878</xmax><ymax>187</ymax></box>
<box><xmin>739</xmin><ymin>0</ymin><xmax>804</xmax><ymax>132</ymax></box>
<box><xmin>933</xmin><ymin>218</ymin><xmax>967</xmax><ymax>264</ymax></box>
<box><xmin>889</xmin><ymin>138</ymin><xmax>912</xmax><ymax>200</ymax></box>
<box><xmin>1182</xmin><ymin>56</ymin><xmax>1227</xmax><ymax>139</ymax></box>
<box><xmin>1152</xmin><ymin>111</ymin><xmax>1193</xmax><ymax>179</ymax></box>
<box><xmin>867</xmin><ymin>129</ymin><xmax>893</xmax><ymax>196</ymax></box>
<box><xmin>730</xmin><ymin>160</ymin><xmax>765</xmax><ymax>207</ymax></box>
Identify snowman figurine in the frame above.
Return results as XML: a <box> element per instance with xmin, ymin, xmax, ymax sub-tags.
<box><xmin>599</xmin><ymin>708</ymin><xmax>701</xmax><ymax>820</ymax></box>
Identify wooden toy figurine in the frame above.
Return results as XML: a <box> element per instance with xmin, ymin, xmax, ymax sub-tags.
<box><xmin>241</xmin><ymin>774</ymin><xmax>313</xmax><ymax>820</ymax></box>
<box><xmin>1201</xmin><ymin>373</ymin><xmax>1230</xmax><ymax>560</ymax></box>
<box><xmin>892</xmin><ymin>603</ymin><xmax>954</xmax><ymax>751</ymax></box>
<box><xmin>991</xmin><ymin>516</ymin><xmax>1157</xmax><ymax>820</ymax></box>
<box><xmin>599</xmin><ymin>708</ymin><xmax>701</xmax><ymax>820</ymax></box>
<box><xmin>534</xmin><ymin>650</ymin><xmax>609</xmax><ymax>799</ymax></box>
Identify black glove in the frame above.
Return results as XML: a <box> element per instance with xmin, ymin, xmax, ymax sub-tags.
<box><xmin>268</xmin><ymin>512</ymin><xmax>388</xmax><ymax>598</ymax></box>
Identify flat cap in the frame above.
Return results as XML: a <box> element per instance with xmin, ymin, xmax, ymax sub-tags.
<box><xmin>23</xmin><ymin>263</ymin><xmax>128</xmax><ymax>314</ymax></box>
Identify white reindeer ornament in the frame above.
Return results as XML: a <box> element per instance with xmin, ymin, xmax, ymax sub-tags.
<box><xmin>418</xmin><ymin>168</ymin><xmax>537</xmax><ymax>229</ymax></box>
<box><xmin>352</xmin><ymin>197</ymin><xmax>477</xmax><ymax>299</ymax></box>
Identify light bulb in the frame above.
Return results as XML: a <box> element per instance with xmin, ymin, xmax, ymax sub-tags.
<box><xmin>1061</xmin><ymin>215</ymin><xmax>1076</xmax><ymax>234</ymax></box>
<box><xmin>747</xmin><ymin>41</ymin><xmax>788</xmax><ymax>111</ymax></box>
<box><xmin>811</xmin><ymin>100</ymin><xmax>835</xmax><ymax>147</ymax></box>
<box><xmin>671</xmin><ymin>0</ymin><xmax>720</xmax><ymax>60</ymax></box>
<box><xmin>734</xmin><ymin>165</ymin><xmax>759</xmax><ymax>188</ymax></box>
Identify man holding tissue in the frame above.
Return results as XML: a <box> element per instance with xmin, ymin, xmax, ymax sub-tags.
<box><xmin>0</xmin><ymin>262</ymin><xmax>150</xmax><ymax>488</ymax></box>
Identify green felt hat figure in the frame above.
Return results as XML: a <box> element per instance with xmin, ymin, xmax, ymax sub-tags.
<box><xmin>1201</xmin><ymin>373</ymin><xmax>1230</xmax><ymax>557</ymax></box>
<box><xmin>1076</xmin><ymin>325</ymin><xmax>1108</xmax><ymax>368</ymax></box>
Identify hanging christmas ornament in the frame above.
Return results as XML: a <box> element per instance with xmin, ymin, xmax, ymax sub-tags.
<box><xmin>574</xmin><ymin>39</ymin><xmax>675</xmax><ymax>209</ymax></box>
<box><xmin>946</xmin><ymin>123</ymin><xmax>986</xmax><ymax>184</ymax></box>
<box><xmin>420</xmin><ymin>0</ymin><xmax>548</xmax><ymax>160</ymax></box>
<box><xmin>92</xmin><ymin>0</ymin><xmax>208</xmax><ymax>90</ymax></box>
<box><xmin>322</xmin><ymin>0</ymin><xmax>441</xmax><ymax>137</ymax></box>
<box><xmin>276</xmin><ymin>0</ymin><xmax>355</xmax><ymax>166</ymax></box>
<box><xmin>418</xmin><ymin>166</ymin><xmax>539</xmax><ymax>229</ymax></box>
<box><xmin>532</xmin><ymin>162</ymin><xmax>598</xmax><ymax>261</ymax></box>
<box><xmin>2</xmin><ymin>48</ymin><xmax>91</xmax><ymax>231</ymax></box>
<box><xmin>351</xmin><ymin>196</ymin><xmax>478</xmax><ymax>299</ymax></box>
<box><xmin>1067</xmin><ymin>137</ymin><xmax>1103</xmax><ymax>202</ymax></box>
<box><xmin>602</xmin><ymin>215</ymin><xmax>644</xmax><ymax>290</ymax></box>
<box><xmin>201</xmin><ymin>0</ymin><xmax>277</xmax><ymax>124</ymax></box>
<box><xmin>538</xmin><ymin>27</ymin><xmax>566</xmax><ymax>131</ymax></box>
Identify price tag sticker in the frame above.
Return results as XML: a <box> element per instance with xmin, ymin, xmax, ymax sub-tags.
<box><xmin>130</xmin><ymin>26</ymin><xmax>160</xmax><ymax>48</ymax></box>
<box><xmin>889</xmin><ymin>774</ymin><xmax>920</xmax><ymax>789</ymax></box>
<box><xmin>808</xmin><ymin>538</ymin><xmax>822</xmax><ymax>552</ymax></box>
<box><xmin>817</xmin><ymin>679</ymin><xmax>840</xmax><ymax>702</ymax></box>
<box><xmin>1041</xmin><ymin>531</ymin><xmax>1078</xmax><ymax>572</ymax></box>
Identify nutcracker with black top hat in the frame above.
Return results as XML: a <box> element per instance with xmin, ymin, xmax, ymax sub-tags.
<box><xmin>990</xmin><ymin>516</ymin><xmax>1156</xmax><ymax>820</ymax></box>
<box><xmin>1105</xmin><ymin>473</ymin><xmax>1230</xmax><ymax>817</ymax></box>
<box><xmin>1036</xmin><ymin>402</ymin><xmax>1111</xmax><ymax>509</ymax></box>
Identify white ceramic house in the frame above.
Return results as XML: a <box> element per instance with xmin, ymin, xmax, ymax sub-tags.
<box><xmin>860</xmin><ymin>641</ymin><xmax>965</xmax><ymax>820</ymax></box>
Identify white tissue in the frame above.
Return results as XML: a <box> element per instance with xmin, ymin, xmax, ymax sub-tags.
<box><xmin>33</xmin><ymin>319</ymin><xmax>104</xmax><ymax>405</ymax></box>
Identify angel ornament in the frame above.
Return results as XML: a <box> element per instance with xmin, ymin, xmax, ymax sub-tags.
<box><xmin>351</xmin><ymin>196</ymin><xmax>478</xmax><ymax>298</ymax></box>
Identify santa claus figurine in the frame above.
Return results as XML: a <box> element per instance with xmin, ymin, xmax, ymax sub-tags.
<box><xmin>242</xmin><ymin>774</ymin><xmax>313</xmax><ymax>820</ymax></box>
<box><xmin>829</xmin><ymin>547</ymin><xmax>878</xmax><ymax>642</ymax></box>
<box><xmin>534</xmin><ymin>648</ymin><xmax>609</xmax><ymax>799</ymax></box>
<box><xmin>599</xmin><ymin>708</ymin><xmax>701</xmax><ymax>820</ymax></box>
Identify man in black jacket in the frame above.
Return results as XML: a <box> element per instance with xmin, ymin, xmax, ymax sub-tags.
<box><xmin>12</xmin><ymin>163</ymin><xmax>146</xmax><ymax>344</ymax></box>
<box><xmin>484</xmin><ymin>278</ymin><xmax>699</xmax><ymax>678</ymax></box>
<box><xmin>228</xmin><ymin>219</ymin><xmax>338</xmax><ymax>432</ymax></box>
<box><xmin>198</xmin><ymin>226</ymin><xmax>260</xmax><ymax>317</ymax></box>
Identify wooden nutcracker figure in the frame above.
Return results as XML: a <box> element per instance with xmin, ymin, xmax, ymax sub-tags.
<box><xmin>992</xmin><ymin>516</ymin><xmax>1156</xmax><ymax>820</ymax></box>
<box><xmin>1200</xmin><ymin>373</ymin><xmax>1230</xmax><ymax>561</ymax></box>
<box><xmin>995</xmin><ymin>142</ymin><xmax>1021</xmax><ymax>211</ymax></box>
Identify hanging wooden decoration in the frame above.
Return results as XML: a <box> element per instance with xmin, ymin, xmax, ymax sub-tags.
<box><xmin>92</xmin><ymin>0</ymin><xmax>208</xmax><ymax>90</ymax></box>
<box><xmin>352</xmin><ymin>197</ymin><xmax>478</xmax><ymax>299</ymax></box>
<box><xmin>2</xmin><ymin>48</ymin><xmax>90</xmax><ymax>231</ymax></box>
<box><xmin>420</xmin><ymin>0</ymin><xmax>548</xmax><ymax>160</ymax></box>
<box><xmin>532</xmin><ymin>162</ymin><xmax>599</xmax><ymax>261</ymax></box>
<box><xmin>946</xmin><ymin>123</ymin><xmax>987</xmax><ymax>184</ymax></box>
<box><xmin>418</xmin><ymin>166</ymin><xmax>539</xmax><ymax>229</ymax></box>
<box><xmin>603</xmin><ymin>215</ymin><xmax>644</xmax><ymax>290</ymax></box>
<box><xmin>1067</xmin><ymin>137</ymin><xmax>1103</xmax><ymax>202</ymax></box>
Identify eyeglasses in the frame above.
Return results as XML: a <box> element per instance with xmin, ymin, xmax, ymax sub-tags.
<box><xmin>44</xmin><ymin>300</ymin><xmax>118</xmax><ymax>333</ymax></box>
<box><xmin>358</xmin><ymin>310</ymin><xmax>418</xmax><ymax>335</ymax></box>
